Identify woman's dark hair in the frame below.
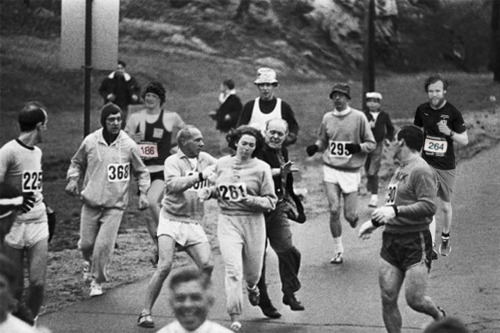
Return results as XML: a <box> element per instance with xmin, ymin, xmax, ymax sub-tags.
<box><xmin>226</xmin><ymin>125</ymin><xmax>264</xmax><ymax>158</ymax></box>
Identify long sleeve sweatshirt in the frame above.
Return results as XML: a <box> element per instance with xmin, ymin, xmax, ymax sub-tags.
<box><xmin>214</xmin><ymin>155</ymin><xmax>277</xmax><ymax>215</ymax></box>
<box><xmin>67</xmin><ymin>129</ymin><xmax>150</xmax><ymax>209</ymax></box>
<box><xmin>161</xmin><ymin>150</ymin><xmax>217</xmax><ymax>223</ymax></box>
<box><xmin>317</xmin><ymin>108</ymin><xmax>375</xmax><ymax>170</ymax></box>
<box><xmin>384</xmin><ymin>155</ymin><xmax>437</xmax><ymax>234</ymax></box>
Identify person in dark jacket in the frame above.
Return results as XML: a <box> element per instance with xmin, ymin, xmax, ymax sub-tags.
<box><xmin>364</xmin><ymin>92</ymin><xmax>395</xmax><ymax>208</ymax></box>
<box><xmin>209</xmin><ymin>79</ymin><xmax>243</xmax><ymax>155</ymax></box>
<box><xmin>255</xmin><ymin>118</ymin><xmax>306</xmax><ymax>319</ymax></box>
<box><xmin>98</xmin><ymin>60</ymin><xmax>140</xmax><ymax>128</ymax></box>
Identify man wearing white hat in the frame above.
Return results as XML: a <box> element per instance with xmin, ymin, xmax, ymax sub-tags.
<box><xmin>364</xmin><ymin>92</ymin><xmax>395</xmax><ymax>208</ymax></box>
<box><xmin>237</xmin><ymin>68</ymin><xmax>299</xmax><ymax>146</ymax></box>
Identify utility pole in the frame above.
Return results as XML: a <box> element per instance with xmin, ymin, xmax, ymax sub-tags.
<box><xmin>84</xmin><ymin>0</ymin><xmax>93</xmax><ymax>137</ymax></box>
<box><xmin>492</xmin><ymin>0</ymin><xmax>500</xmax><ymax>83</ymax></box>
<box><xmin>362</xmin><ymin>0</ymin><xmax>376</xmax><ymax>110</ymax></box>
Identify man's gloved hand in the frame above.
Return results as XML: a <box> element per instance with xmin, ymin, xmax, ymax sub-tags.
<box><xmin>306</xmin><ymin>144</ymin><xmax>319</xmax><ymax>157</ymax></box>
<box><xmin>345</xmin><ymin>143</ymin><xmax>361</xmax><ymax>154</ymax></box>
<box><xmin>21</xmin><ymin>192</ymin><xmax>35</xmax><ymax>213</ymax></box>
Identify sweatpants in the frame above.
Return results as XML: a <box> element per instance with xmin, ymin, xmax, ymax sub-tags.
<box><xmin>80</xmin><ymin>204</ymin><xmax>124</xmax><ymax>284</ymax></box>
<box><xmin>218</xmin><ymin>213</ymin><xmax>266</xmax><ymax>316</ymax></box>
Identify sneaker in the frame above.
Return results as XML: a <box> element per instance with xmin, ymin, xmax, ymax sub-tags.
<box><xmin>137</xmin><ymin>312</ymin><xmax>155</xmax><ymax>328</ymax></box>
<box><xmin>230</xmin><ymin>321</ymin><xmax>242</xmax><ymax>332</ymax></box>
<box><xmin>439</xmin><ymin>238</ymin><xmax>452</xmax><ymax>256</ymax></box>
<box><xmin>83</xmin><ymin>261</ymin><xmax>92</xmax><ymax>283</ymax></box>
<box><xmin>431</xmin><ymin>248</ymin><xmax>438</xmax><ymax>261</ymax></box>
<box><xmin>368</xmin><ymin>196</ymin><xmax>378</xmax><ymax>208</ymax></box>
<box><xmin>283</xmin><ymin>294</ymin><xmax>305</xmax><ymax>311</ymax></box>
<box><xmin>89</xmin><ymin>280</ymin><xmax>103</xmax><ymax>297</ymax></box>
<box><xmin>330</xmin><ymin>252</ymin><xmax>343</xmax><ymax>264</ymax></box>
<box><xmin>246</xmin><ymin>285</ymin><xmax>260</xmax><ymax>306</ymax></box>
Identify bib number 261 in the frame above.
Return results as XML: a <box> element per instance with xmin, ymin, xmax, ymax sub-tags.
<box><xmin>107</xmin><ymin>163</ymin><xmax>130</xmax><ymax>182</ymax></box>
<box><xmin>218</xmin><ymin>183</ymin><xmax>247</xmax><ymax>202</ymax></box>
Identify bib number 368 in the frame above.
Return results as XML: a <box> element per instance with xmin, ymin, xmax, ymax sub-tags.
<box><xmin>107</xmin><ymin>163</ymin><xmax>130</xmax><ymax>182</ymax></box>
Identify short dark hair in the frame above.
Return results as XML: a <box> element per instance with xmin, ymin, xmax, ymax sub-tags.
<box><xmin>223</xmin><ymin>79</ymin><xmax>235</xmax><ymax>90</ymax></box>
<box><xmin>18</xmin><ymin>101</ymin><xmax>47</xmax><ymax>132</ymax></box>
<box><xmin>117</xmin><ymin>60</ymin><xmax>126</xmax><ymax>68</ymax></box>
<box><xmin>168</xmin><ymin>267</ymin><xmax>209</xmax><ymax>291</ymax></box>
<box><xmin>141</xmin><ymin>81</ymin><xmax>166</xmax><ymax>105</ymax></box>
<box><xmin>226</xmin><ymin>125</ymin><xmax>264</xmax><ymax>157</ymax></box>
<box><xmin>397</xmin><ymin>125</ymin><xmax>424</xmax><ymax>151</ymax></box>
<box><xmin>424</xmin><ymin>74</ymin><xmax>448</xmax><ymax>92</ymax></box>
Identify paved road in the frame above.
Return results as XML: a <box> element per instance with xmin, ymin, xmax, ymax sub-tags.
<box><xmin>39</xmin><ymin>145</ymin><xmax>500</xmax><ymax>332</ymax></box>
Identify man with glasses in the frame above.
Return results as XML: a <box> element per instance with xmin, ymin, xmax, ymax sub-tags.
<box><xmin>66</xmin><ymin>103</ymin><xmax>150</xmax><ymax>297</ymax></box>
<box><xmin>237</xmin><ymin>68</ymin><xmax>299</xmax><ymax>146</ymax></box>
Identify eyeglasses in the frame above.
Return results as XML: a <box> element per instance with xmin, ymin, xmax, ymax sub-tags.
<box><xmin>257</xmin><ymin>83</ymin><xmax>277</xmax><ymax>87</ymax></box>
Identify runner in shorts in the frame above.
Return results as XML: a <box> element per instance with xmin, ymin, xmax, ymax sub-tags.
<box><xmin>414</xmin><ymin>74</ymin><xmax>468</xmax><ymax>256</ymax></box>
<box><xmin>0</xmin><ymin>101</ymin><xmax>49</xmax><ymax>321</ymax></box>
<box><xmin>359</xmin><ymin>125</ymin><xmax>446</xmax><ymax>332</ymax></box>
<box><xmin>306</xmin><ymin>82</ymin><xmax>375</xmax><ymax>264</ymax></box>
<box><xmin>125</xmin><ymin>81</ymin><xmax>186</xmax><ymax>265</ymax></box>
<box><xmin>137</xmin><ymin>125</ymin><xmax>217</xmax><ymax>329</ymax></box>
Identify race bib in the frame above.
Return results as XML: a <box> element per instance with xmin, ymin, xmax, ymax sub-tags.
<box><xmin>218</xmin><ymin>183</ymin><xmax>247</xmax><ymax>202</ymax></box>
<box><xmin>385</xmin><ymin>183</ymin><xmax>397</xmax><ymax>206</ymax></box>
<box><xmin>329</xmin><ymin>140</ymin><xmax>351</xmax><ymax>158</ymax></box>
<box><xmin>22</xmin><ymin>170</ymin><xmax>43</xmax><ymax>192</ymax></box>
<box><xmin>423</xmin><ymin>136</ymin><xmax>448</xmax><ymax>156</ymax></box>
<box><xmin>138</xmin><ymin>142</ymin><xmax>158</xmax><ymax>158</ymax></box>
<box><xmin>107</xmin><ymin>163</ymin><xmax>130</xmax><ymax>182</ymax></box>
<box><xmin>186</xmin><ymin>171</ymin><xmax>210</xmax><ymax>191</ymax></box>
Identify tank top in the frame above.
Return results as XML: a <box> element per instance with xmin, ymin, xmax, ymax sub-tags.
<box><xmin>248</xmin><ymin>98</ymin><xmax>282</xmax><ymax>132</ymax></box>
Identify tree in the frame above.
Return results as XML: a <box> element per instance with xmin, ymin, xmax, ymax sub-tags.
<box><xmin>492</xmin><ymin>0</ymin><xmax>500</xmax><ymax>82</ymax></box>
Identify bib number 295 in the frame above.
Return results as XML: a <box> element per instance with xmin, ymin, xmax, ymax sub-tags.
<box><xmin>107</xmin><ymin>163</ymin><xmax>130</xmax><ymax>182</ymax></box>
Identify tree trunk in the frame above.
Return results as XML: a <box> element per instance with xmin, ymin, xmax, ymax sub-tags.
<box><xmin>492</xmin><ymin>0</ymin><xmax>500</xmax><ymax>82</ymax></box>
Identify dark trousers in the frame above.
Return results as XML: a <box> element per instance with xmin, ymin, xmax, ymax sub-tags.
<box><xmin>257</xmin><ymin>201</ymin><xmax>301</xmax><ymax>306</ymax></box>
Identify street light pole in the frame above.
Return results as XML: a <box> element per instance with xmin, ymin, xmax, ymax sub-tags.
<box><xmin>362</xmin><ymin>0</ymin><xmax>376</xmax><ymax>110</ymax></box>
<box><xmin>84</xmin><ymin>0</ymin><xmax>93</xmax><ymax>137</ymax></box>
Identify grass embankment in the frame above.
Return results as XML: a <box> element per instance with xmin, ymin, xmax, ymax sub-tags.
<box><xmin>1</xmin><ymin>35</ymin><xmax>499</xmax><ymax>315</ymax></box>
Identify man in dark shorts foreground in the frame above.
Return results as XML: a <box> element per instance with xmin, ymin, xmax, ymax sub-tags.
<box><xmin>359</xmin><ymin>125</ymin><xmax>446</xmax><ymax>333</ymax></box>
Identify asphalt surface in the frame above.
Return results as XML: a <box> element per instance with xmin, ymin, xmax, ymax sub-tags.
<box><xmin>39</xmin><ymin>145</ymin><xmax>500</xmax><ymax>332</ymax></box>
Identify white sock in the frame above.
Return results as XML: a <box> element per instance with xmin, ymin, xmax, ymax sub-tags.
<box><xmin>371</xmin><ymin>194</ymin><xmax>377</xmax><ymax>201</ymax></box>
<box><xmin>429</xmin><ymin>216</ymin><xmax>436</xmax><ymax>246</ymax></box>
<box><xmin>333</xmin><ymin>237</ymin><xmax>344</xmax><ymax>254</ymax></box>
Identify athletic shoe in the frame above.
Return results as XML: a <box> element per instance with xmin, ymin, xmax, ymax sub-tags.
<box><xmin>283</xmin><ymin>294</ymin><xmax>305</xmax><ymax>311</ymax></box>
<box><xmin>246</xmin><ymin>285</ymin><xmax>260</xmax><ymax>306</ymax></box>
<box><xmin>368</xmin><ymin>196</ymin><xmax>378</xmax><ymax>208</ymax></box>
<box><xmin>137</xmin><ymin>313</ymin><xmax>155</xmax><ymax>328</ymax></box>
<box><xmin>431</xmin><ymin>248</ymin><xmax>438</xmax><ymax>261</ymax></box>
<box><xmin>89</xmin><ymin>280</ymin><xmax>103</xmax><ymax>297</ymax></box>
<box><xmin>83</xmin><ymin>261</ymin><xmax>92</xmax><ymax>283</ymax></box>
<box><xmin>439</xmin><ymin>238</ymin><xmax>452</xmax><ymax>256</ymax></box>
<box><xmin>230</xmin><ymin>321</ymin><xmax>242</xmax><ymax>332</ymax></box>
<box><xmin>330</xmin><ymin>252</ymin><xmax>343</xmax><ymax>264</ymax></box>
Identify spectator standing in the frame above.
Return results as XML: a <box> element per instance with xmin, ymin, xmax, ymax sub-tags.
<box><xmin>125</xmin><ymin>81</ymin><xmax>186</xmax><ymax>265</ymax></box>
<box><xmin>137</xmin><ymin>125</ymin><xmax>217</xmax><ymax>329</ymax></box>
<box><xmin>155</xmin><ymin>267</ymin><xmax>233</xmax><ymax>333</ymax></box>
<box><xmin>65</xmin><ymin>103</ymin><xmax>150</xmax><ymax>297</ymax></box>
<box><xmin>363</xmin><ymin>92</ymin><xmax>395</xmax><ymax>207</ymax></box>
<box><xmin>199</xmin><ymin>126</ymin><xmax>277</xmax><ymax>332</ymax></box>
<box><xmin>306</xmin><ymin>83</ymin><xmax>375</xmax><ymax>264</ymax></box>
<box><xmin>359</xmin><ymin>125</ymin><xmax>446</xmax><ymax>332</ymax></box>
<box><xmin>255</xmin><ymin>118</ymin><xmax>306</xmax><ymax>319</ymax></box>
<box><xmin>237</xmin><ymin>68</ymin><xmax>299</xmax><ymax>146</ymax></box>
<box><xmin>98</xmin><ymin>60</ymin><xmax>140</xmax><ymax>128</ymax></box>
<box><xmin>413</xmin><ymin>74</ymin><xmax>468</xmax><ymax>256</ymax></box>
<box><xmin>0</xmin><ymin>101</ymin><xmax>49</xmax><ymax>322</ymax></box>
<box><xmin>209</xmin><ymin>79</ymin><xmax>243</xmax><ymax>155</ymax></box>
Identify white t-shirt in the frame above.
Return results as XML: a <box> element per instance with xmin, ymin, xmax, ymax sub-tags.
<box><xmin>156</xmin><ymin>320</ymin><xmax>232</xmax><ymax>333</ymax></box>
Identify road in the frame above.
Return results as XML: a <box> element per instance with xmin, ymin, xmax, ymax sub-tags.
<box><xmin>39</xmin><ymin>145</ymin><xmax>500</xmax><ymax>332</ymax></box>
